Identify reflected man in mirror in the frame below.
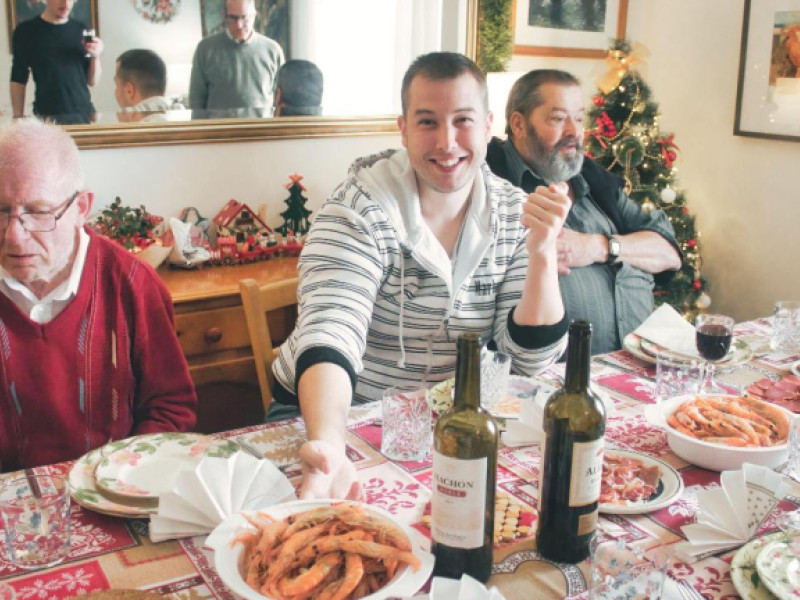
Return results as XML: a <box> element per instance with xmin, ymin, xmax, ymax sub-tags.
<box><xmin>486</xmin><ymin>70</ymin><xmax>682</xmax><ymax>355</ymax></box>
<box><xmin>10</xmin><ymin>0</ymin><xmax>103</xmax><ymax>125</ymax></box>
<box><xmin>274</xmin><ymin>59</ymin><xmax>323</xmax><ymax>116</ymax></box>
<box><xmin>271</xmin><ymin>53</ymin><xmax>570</xmax><ymax>499</ymax></box>
<box><xmin>0</xmin><ymin>120</ymin><xmax>197</xmax><ymax>472</ymax></box>
<box><xmin>189</xmin><ymin>0</ymin><xmax>285</xmax><ymax>119</ymax></box>
<box><xmin>115</xmin><ymin>49</ymin><xmax>178</xmax><ymax>123</ymax></box>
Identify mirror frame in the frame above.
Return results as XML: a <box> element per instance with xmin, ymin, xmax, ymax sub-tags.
<box><xmin>72</xmin><ymin>0</ymin><xmax>479</xmax><ymax>150</ymax></box>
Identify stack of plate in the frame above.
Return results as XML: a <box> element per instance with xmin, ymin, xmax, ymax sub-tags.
<box><xmin>68</xmin><ymin>432</ymin><xmax>239</xmax><ymax>518</ymax></box>
<box><xmin>622</xmin><ymin>332</ymin><xmax>754</xmax><ymax>366</ymax></box>
<box><xmin>731</xmin><ymin>531</ymin><xmax>800</xmax><ymax>600</ymax></box>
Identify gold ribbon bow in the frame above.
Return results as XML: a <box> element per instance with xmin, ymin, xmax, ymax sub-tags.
<box><xmin>595</xmin><ymin>42</ymin><xmax>650</xmax><ymax>94</ymax></box>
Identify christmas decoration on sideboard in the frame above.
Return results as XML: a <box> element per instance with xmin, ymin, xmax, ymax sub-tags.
<box><xmin>584</xmin><ymin>39</ymin><xmax>711</xmax><ymax>318</ymax></box>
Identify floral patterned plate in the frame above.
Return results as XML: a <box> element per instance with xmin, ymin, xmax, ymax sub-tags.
<box><xmin>95</xmin><ymin>433</ymin><xmax>239</xmax><ymax>500</ymax></box>
<box><xmin>69</xmin><ymin>437</ymin><xmax>157</xmax><ymax>518</ymax></box>
<box><xmin>755</xmin><ymin>533</ymin><xmax>800</xmax><ymax>600</ymax></box>
<box><xmin>731</xmin><ymin>531</ymin><xmax>789</xmax><ymax>600</ymax></box>
<box><xmin>623</xmin><ymin>333</ymin><xmax>753</xmax><ymax>367</ymax></box>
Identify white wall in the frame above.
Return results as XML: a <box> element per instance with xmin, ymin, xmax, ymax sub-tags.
<box><xmin>499</xmin><ymin>0</ymin><xmax>800</xmax><ymax>322</ymax></box>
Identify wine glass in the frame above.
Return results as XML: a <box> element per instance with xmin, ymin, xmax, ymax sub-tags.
<box><xmin>695</xmin><ymin>313</ymin><xmax>734</xmax><ymax>393</ymax></box>
<box><xmin>775</xmin><ymin>416</ymin><xmax>800</xmax><ymax>532</ymax></box>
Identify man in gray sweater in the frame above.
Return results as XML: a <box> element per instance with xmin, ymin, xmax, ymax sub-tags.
<box><xmin>189</xmin><ymin>0</ymin><xmax>284</xmax><ymax>119</ymax></box>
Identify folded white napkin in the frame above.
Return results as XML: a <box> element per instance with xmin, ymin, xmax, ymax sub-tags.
<box><xmin>428</xmin><ymin>574</ymin><xmax>507</xmax><ymax>600</ymax></box>
<box><xmin>149</xmin><ymin>451</ymin><xmax>296</xmax><ymax>543</ymax></box>
<box><xmin>634</xmin><ymin>304</ymin><xmax>698</xmax><ymax>358</ymax></box>
<box><xmin>501</xmin><ymin>383</ymin><xmax>614</xmax><ymax>447</ymax></box>
<box><xmin>674</xmin><ymin>463</ymin><xmax>790</xmax><ymax>562</ymax></box>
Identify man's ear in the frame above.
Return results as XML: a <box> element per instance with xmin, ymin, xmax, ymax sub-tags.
<box><xmin>76</xmin><ymin>191</ymin><xmax>93</xmax><ymax>221</ymax></box>
<box><xmin>397</xmin><ymin>115</ymin><xmax>408</xmax><ymax>148</ymax></box>
<box><xmin>124</xmin><ymin>81</ymin><xmax>137</xmax><ymax>104</ymax></box>
<box><xmin>509</xmin><ymin>111</ymin><xmax>525</xmax><ymax>140</ymax></box>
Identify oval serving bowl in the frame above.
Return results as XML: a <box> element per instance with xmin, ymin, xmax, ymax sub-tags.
<box><xmin>645</xmin><ymin>394</ymin><xmax>791</xmax><ymax>471</ymax></box>
<box><xmin>205</xmin><ymin>499</ymin><xmax>435</xmax><ymax>600</ymax></box>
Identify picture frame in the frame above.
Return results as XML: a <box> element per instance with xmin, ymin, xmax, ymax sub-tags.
<box><xmin>6</xmin><ymin>0</ymin><xmax>99</xmax><ymax>52</ymax></box>
<box><xmin>200</xmin><ymin>0</ymin><xmax>289</xmax><ymax>57</ymax></box>
<box><xmin>734</xmin><ymin>0</ymin><xmax>800</xmax><ymax>142</ymax></box>
<box><xmin>511</xmin><ymin>0</ymin><xmax>628</xmax><ymax>59</ymax></box>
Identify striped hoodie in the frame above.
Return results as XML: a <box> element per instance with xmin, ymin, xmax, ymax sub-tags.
<box><xmin>273</xmin><ymin>149</ymin><xmax>568</xmax><ymax>405</ymax></box>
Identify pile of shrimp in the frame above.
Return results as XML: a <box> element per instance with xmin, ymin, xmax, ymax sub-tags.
<box><xmin>231</xmin><ymin>502</ymin><xmax>420</xmax><ymax>600</ymax></box>
<box><xmin>666</xmin><ymin>396</ymin><xmax>786</xmax><ymax>447</ymax></box>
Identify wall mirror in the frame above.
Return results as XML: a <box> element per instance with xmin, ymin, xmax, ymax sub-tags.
<box><xmin>1</xmin><ymin>0</ymin><xmax>478</xmax><ymax>149</ymax></box>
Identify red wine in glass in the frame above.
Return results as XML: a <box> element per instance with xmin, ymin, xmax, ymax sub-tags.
<box><xmin>696</xmin><ymin>323</ymin><xmax>732</xmax><ymax>361</ymax></box>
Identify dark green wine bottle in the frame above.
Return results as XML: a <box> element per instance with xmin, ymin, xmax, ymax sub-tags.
<box><xmin>536</xmin><ymin>320</ymin><xmax>606</xmax><ymax>563</ymax></box>
<box><xmin>431</xmin><ymin>333</ymin><xmax>498</xmax><ymax>583</ymax></box>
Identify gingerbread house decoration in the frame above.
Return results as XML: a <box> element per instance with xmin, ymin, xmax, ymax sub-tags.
<box><xmin>213</xmin><ymin>199</ymin><xmax>273</xmax><ymax>241</ymax></box>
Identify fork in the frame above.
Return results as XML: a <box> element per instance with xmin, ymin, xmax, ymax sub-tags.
<box><xmin>675</xmin><ymin>579</ymin><xmax>705</xmax><ymax>600</ymax></box>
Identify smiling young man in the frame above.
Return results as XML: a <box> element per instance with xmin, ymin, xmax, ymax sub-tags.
<box><xmin>269</xmin><ymin>53</ymin><xmax>570</xmax><ymax>500</ymax></box>
<box><xmin>0</xmin><ymin>120</ymin><xmax>196</xmax><ymax>471</ymax></box>
<box><xmin>10</xmin><ymin>0</ymin><xmax>103</xmax><ymax>124</ymax></box>
<box><xmin>486</xmin><ymin>70</ymin><xmax>682</xmax><ymax>354</ymax></box>
<box><xmin>188</xmin><ymin>0</ymin><xmax>284</xmax><ymax>118</ymax></box>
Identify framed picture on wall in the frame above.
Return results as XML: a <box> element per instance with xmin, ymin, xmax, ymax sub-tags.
<box><xmin>200</xmin><ymin>0</ymin><xmax>289</xmax><ymax>57</ymax></box>
<box><xmin>511</xmin><ymin>0</ymin><xmax>628</xmax><ymax>59</ymax></box>
<box><xmin>734</xmin><ymin>0</ymin><xmax>800</xmax><ymax>142</ymax></box>
<box><xmin>5</xmin><ymin>0</ymin><xmax>99</xmax><ymax>52</ymax></box>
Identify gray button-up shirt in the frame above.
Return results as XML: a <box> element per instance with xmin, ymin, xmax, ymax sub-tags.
<box><xmin>499</xmin><ymin>140</ymin><xmax>677</xmax><ymax>354</ymax></box>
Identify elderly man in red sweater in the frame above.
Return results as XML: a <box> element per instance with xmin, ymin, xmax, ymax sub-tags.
<box><xmin>0</xmin><ymin>119</ymin><xmax>197</xmax><ymax>471</ymax></box>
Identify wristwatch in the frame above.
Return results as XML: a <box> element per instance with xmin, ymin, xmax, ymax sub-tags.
<box><xmin>605</xmin><ymin>234</ymin><xmax>620</xmax><ymax>265</ymax></box>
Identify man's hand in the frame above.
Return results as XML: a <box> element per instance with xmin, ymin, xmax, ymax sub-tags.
<box><xmin>298</xmin><ymin>439</ymin><xmax>361</xmax><ymax>500</ymax></box>
<box><xmin>522</xmin><ymin>183</ymin><xmax>571</xmax><ymax>258</ymax></box>
<box><xmin>84</xmin><ymin>36</ymin><xmax>103</xmax><ymax>58</ymax></box>
<box><xmin>556</xmin><ymin>229</ymin><xmax>605</xmax><ymax>275</ymax></box>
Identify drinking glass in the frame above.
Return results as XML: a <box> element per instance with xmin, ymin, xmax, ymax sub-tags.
<box><xmin>381</xmin><ymin>386</ymin><xmax>432</xmax><ymax>462</ymax></box>
<box><xmin>771</xmin><ymin>301</ymin><xmax>800</xmax><ymax>354</ymax></box>
<box><xmin>775</xmin><ymin>416</ymin><xmax>800</xmax><ymax>532</ymax></box>
<box><xmin>82</xmin><ymin>29</ymin><xmax>95</xmax><ymax>57</ymax></box>
<box><xmin>695</xmin><ymin>314</ymin><xmax>734</xmax><ymax>393</ymax></box>
<box><xmin>0</xmin><ymin>474</ymin><xmax>71</xmax><ymax>570</ymax></box>
<box><xmin>589</xmin><ymin>536</ymin><xmax>670</xmax><ymax>600</ymax></box>
<box><xmin>654</xmin><ymin>352</ymin><xmax>704</xmax><ymax>403</ymax></box>
<box><xmin>480</xmin><ymin>349</ymin><xmax>511</xmax><ymax>411</ymax></box>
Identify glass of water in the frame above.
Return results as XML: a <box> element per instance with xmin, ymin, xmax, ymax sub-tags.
<box><xmin>381</xmin><ymin>386</ymin><xmax>432</xmax><ymax>462</ymax></box>
<box><xmin>771</xmin><ymin>301</ymin><xmax>800</xmax><ymax>354</ymax></box>
<box><xmin>480</xmin><ymin>349</ymin><xmax>511</xmax><ymax>411</ymax></box>
<box><xmin>0</xmin><ymin>474</ymin><xmax>71</xmax><ymax>570</ymax></box>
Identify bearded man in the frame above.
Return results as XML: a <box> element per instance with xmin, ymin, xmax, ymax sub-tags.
<box><xmin>486</xmin><ymin>70</ymin><xmax>682</xmax><ymax>354</ymax></box>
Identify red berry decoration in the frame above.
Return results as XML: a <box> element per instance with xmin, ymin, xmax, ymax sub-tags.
<box><xmin>693</xmin><ymin>280</ymin><xmax>702</xmax><ymax>290</ymax></box>
<box><xmin>593</xmin><ymin>95</ymin><xmax>605</xmax><ymax>107</ymax></box>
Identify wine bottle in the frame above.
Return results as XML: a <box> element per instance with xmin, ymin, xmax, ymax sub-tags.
<box><xmin>431</xmin><ymin>333</ymin><xmax>498</xmax><ymax>583</ymax></box>
<box><xmin>536</xmin><ymin>320</ymin><xmax>606</xmax><ymax>563</ymax></box>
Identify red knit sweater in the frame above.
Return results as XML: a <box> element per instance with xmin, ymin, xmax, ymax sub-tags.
<box><xmin>0</xmin><ymin>230</ymin><xmax>197</xmax><ymax>470</ymax></box>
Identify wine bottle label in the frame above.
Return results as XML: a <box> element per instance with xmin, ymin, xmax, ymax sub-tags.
<box><xmin>569</xmin><ymin>438</ymin><xmax>604</xmax><ymax>507</ymax></box>
<box><xmin>431</xmin><ymin>451</ymin><xmax>487</xmax><ymax>549</ymax></box>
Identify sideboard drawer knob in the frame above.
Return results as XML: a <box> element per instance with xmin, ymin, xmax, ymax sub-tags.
<box><xmin>205</xmin><ymin>327</ymin><xmax>223</xmax><ymax>343</ymax></box>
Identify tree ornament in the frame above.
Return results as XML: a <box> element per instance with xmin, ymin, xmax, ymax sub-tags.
<box><xmin>686</xmin><ymin>238</ymin><xmax>697</xmax><ymax>248</ymax></box>
<box><xmin>634</xmin><ymin>100</ymin><xmax>647</xmax><ymax>113</ymax></box>
<box><xmin>695</xmin><ymin>292</ymin><xmax>712</xmax><ymax>309</ymax></box>
<box><xmin>660</xmin><ymin>186</ymin><xmax>677</xmax><ymax>204</ymax></box>
<box><xmin>592</xmin><ymin>95</ymin><xmax>605</xmax><ymax>107</ymax></box>
<box><xmin>692</xmin><ymin>280</ymin><xmax>702</xmax><ymax>291</ymax></box>
<box><xmin>658</xmin><ymin>134</ymin><xmax>679</xmax><ymax>168</ymax></box>
<box><xmin>615</xmin><ymin>136</ymin><xmax>645</xmax><ymax>166</ymax></box>
<box><xmin>276</xmin><ymin>174</ymin><xmax>313</xmax><ymax>236</ymax></box>
<box><xmin>641</xmin><ymin>201</ymin><xmax>656</xmax><ymax>213</ymax></box>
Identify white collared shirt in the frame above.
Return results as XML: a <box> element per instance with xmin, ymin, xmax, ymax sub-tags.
<box><xmin>225</xmin><ymin>26</ymin><xmax>254</xmax><ymax>44</ymax></box>
<box><xmin>0</xmin><ymin>228</ymin><xmax>91</xmax><ymax>324</ymax></box>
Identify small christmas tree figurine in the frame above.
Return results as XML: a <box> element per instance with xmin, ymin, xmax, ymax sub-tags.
<box><xmin>276</xmin><ymin>173</ymin><xmax>312</xmax><ymax>236</ymax></box>
<box><xmin>585</xmin><ymin>40</ymin><xmax>711</xmax><ymax>318</ymax></box>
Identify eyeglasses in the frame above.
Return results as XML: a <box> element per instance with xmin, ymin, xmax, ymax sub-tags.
<box><xmin>225</xmin><ymin>12</ymin><xmax>254</xmax><ymax>23</ymax></box>
<box><xmin>0</xmin><ymin>191</ymin><xmax>80</xmax><ymax>233</ymax></box>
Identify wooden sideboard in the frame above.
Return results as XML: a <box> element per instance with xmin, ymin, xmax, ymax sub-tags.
<box><xmin>158</xmin><ymin>257</ymin><xmax>299</xmax><ymax>433</ymax></box>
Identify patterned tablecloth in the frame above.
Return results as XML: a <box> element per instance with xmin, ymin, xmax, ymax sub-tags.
<box><xmin>1</xmin><ymin>317</ymin><xmax>799</xmax><ymax>600</ymax></box>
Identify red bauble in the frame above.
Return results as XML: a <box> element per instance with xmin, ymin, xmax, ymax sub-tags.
<box><xmin>687</xmin><ymin>238</ymin><xmax>697</xmax><ymax>248</ymax></box>
<box><xmin>692</xmin><ymin>280</ymin><xmax>702</xmax><ymax>290</ymax></box>
<box><xmin>593</xmin><ymin>95</ymin><xmax>605</xmax><ymax>107</ymax></box>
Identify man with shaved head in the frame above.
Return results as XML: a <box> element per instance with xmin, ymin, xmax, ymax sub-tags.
<box><xmin>189</xmin><ymin>0</ymin><xmax>285</xmax><ymax>118</ymax></box>
<box><xmin>0</xmin><ymin>120</ymin><xmax>197</xmax><ymax>471</ymax></box>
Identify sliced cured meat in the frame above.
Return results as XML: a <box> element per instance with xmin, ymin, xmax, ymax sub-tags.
<box><xmin>600</xmin><ymin>453</ymin><xmax>661</xmax><ymax>505</ymax></box>
<box><xmin>748</xmin><ymin>374</ymin><xmax>800</xmax><ymax>414</ymax></box>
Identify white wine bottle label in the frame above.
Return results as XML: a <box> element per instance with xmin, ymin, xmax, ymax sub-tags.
<box><xmin>569</xmin><ymin>438</ymin><xmax>604</xmax><ymax>507</ymax></box>
<box><xmin>431</xmin><ymin>451</ymin><xmax>487</xmax><ymax>549</ymax></box>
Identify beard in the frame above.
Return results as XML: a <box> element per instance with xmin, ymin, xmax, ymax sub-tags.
<box><xmin>518</xmin><ymin>120</ymin><xmax>584</xmax><ymax>184</ymax></box>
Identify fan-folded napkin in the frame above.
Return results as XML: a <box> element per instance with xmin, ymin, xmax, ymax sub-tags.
<box><xmin>674</xmin><ymin>463</ymin><xmax>790</xmax><ymax>562</ymax></box>
<box><xmin>149</xmin><ymin>451</ymin><xmax>296</xmax><ymax>543</ymax></box>
<box><xmin>634</xmin><ymin>303</ymin><xmax>698</xmax><ymax>358</ymax></box>
<box><xmin>501</xmin><ymin>383</ymin><xmax>614</xmax><ymax>447</ymax></box>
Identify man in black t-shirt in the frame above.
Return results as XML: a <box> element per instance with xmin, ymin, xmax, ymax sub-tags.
<box><xmin>10</xmin><ymin>0</ymin><xmax>104</xmax><ymax>125</ymax></box>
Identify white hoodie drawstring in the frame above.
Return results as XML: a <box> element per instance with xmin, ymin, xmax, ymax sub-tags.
<box><xmin>396</xmin><ymin>249</ymin><xmax>406</xmax><ymax>368</ymax></box>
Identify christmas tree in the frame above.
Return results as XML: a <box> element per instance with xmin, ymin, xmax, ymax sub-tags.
<box><xmin>276</xmin><ymin>173</ymin><xmax>312</xmax><ymax>236</ymax></box>
<box><xmin>584</xmin><ymin>40</ymin><xmax>711</xmax><ymax>318</ymax></box>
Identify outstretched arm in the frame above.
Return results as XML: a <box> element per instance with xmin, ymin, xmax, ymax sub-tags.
<box><xmin>556</xmin><ymin>229</ymin><xmax>681</xmax><ymax>275</ymax></box>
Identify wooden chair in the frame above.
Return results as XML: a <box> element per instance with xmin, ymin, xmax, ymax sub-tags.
<box><xmin>239</xmin><ymin>277</ymin><xmax>299</xmax><ymax>416</ymax></box>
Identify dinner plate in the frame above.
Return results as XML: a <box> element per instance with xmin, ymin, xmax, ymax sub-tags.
<box><xmin>731</xmin><ymin>531</ymin><xmax>792</xmax><ymax>600</ymax></box>
<box><xmin>791</xmin><ymin>360</ymin><xmax>800</xmax><ymax>378</ymax></box>
<box><xmin>598</xmin><ymin>448</ymin><xmax>684</xmax><ymax>515</ymax></box>
<box><xmin>623</xmin><ymin>333</ymin><xmax>753</xmax><ymax>366</ymax></box>
<box><xmin>69</xmin><ymin>439</ymin><xmax>158</xmax><ymax>518</ymax></box>
<box><xmin>206</xmin><ymin>499</ymin><xmax>435</xmax><ymax>600</ymax></box>
<box><xmin>429</xmin><ymin>375</ymin><xmax>556</xmax><ymax>419</ymax></box>
<box><xmin>95</xmin><ymin>433</ymin><xmax>240</xmax><ymax>500</ymax></box>
<box><xmin>755</xmin><ymin>534</ymin><xmax>800</xmax><ymax>600</ymax></box>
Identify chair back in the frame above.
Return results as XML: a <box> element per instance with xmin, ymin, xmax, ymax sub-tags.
<box><xmin>239</xmin><ymin>277</ymin><xmax>298</xmax><ymax>416</ymax></box>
